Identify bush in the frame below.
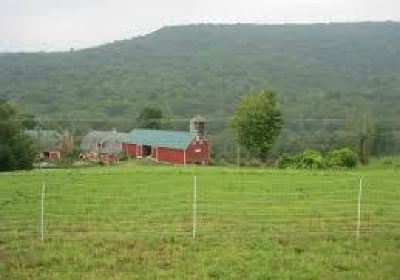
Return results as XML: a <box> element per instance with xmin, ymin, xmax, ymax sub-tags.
<box><xmin>276</xmin><ymin>154</ymin><xmax>297</xmax><ymax>169</ymax></box>
<box><xmin>381</xmin><ymin>157</ymin><xmax>393</xmax><ymax>165</ymax></box>
<box><xmin>119</xmin><ymin>154</ymin><xmax>129</xmax><ymax>162</ymax></box>
<box><xmin>276</xmin><ymin>148</ymin><xmax>358</xmax><ymax>170</ymax></box>
<box><xmin>212</xmin><ymin>157</ymin><xmax>230</xmax><ymax>166</ymax></box>
<box><xmin>325</xmin><ymin>148</ymin><xmax>358</xmax><ymax>168</ymax></box>
<box><xmin>295</xmin><ymin>149</ymin><xmax>323</xmax><ymax>169</ymax></box>
<box><xmin>63</xmin><ymin>147</ymin><xmax>81</xmax><ymax>165</ymax></box>
<box><xmin>276</xmin><ymin>149</ymin><xmax>322</xmax><ymax>169</ymax></box>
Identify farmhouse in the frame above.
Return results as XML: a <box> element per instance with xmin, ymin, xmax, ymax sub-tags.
<box><xmin>80</xmin><ymin>130</ymin><xmax>127</xmax><ymax>163</ymax></box>
<box><xmin>122</xmin><ymin>115</ymin><xmax>210</xmax><ymax>164</ymax></box>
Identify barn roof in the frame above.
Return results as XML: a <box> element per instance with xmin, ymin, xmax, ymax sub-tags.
<box><xmin>81</xmin><ymin>130</ymin><xmax>127</xmax><ymax>154</ymax></box>
<box><xmin>125</xmin><ymin>129</ymin><xmax>197</xmax><ymax>150</ymax></box>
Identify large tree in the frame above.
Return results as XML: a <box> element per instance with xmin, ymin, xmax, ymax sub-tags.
<box><xmin>0</xmin><ymin>101</ymin><xmax>37</xmax><ymax>171</ymax></box>
<box><xmin>137</xmin><ymin>106</ymin><xmax>168</xmax><ymax>129</ymax></box>
<box><xmin>232</xmin><ymin>89</ymin><xmax>283</xmax><ymax>161</ymax></box>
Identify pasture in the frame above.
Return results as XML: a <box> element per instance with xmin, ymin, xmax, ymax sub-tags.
<box><xmin>0</xmin><ymin>161</ymin><xmax>399</xmax><ymax>279</ymax></box>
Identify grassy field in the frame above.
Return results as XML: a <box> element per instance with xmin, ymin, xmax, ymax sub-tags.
<box><xmin>0</xmin><ymin>159</ymin><xmax>399</xmax><ymax>279</ymax></box>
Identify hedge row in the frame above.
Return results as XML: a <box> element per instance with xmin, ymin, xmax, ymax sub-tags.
<box><xmin>277</xmin><ymin>148</ymin><xmax>358</xmax><ymax>169</ymax></box>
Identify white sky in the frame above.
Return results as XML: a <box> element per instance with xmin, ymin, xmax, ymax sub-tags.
<box><xmin>1</xmin><ymin>0</ymin><xmax>399</xmax><ymax>52</ymax></box>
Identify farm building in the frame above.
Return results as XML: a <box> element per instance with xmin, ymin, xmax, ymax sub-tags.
<box><xmin>122</xmin><ymin>115</ymin><xmax>210</xmax><ymax>164</ymax></box>
<box><xmin>80</xmin><ymin>130</ymin><xmax>127</xmax><ymax>163</ymax></box>
<box><xmin>26</xmin><ymin>129</ymin><xmax>72</xmax><ymax>160</ymax></box>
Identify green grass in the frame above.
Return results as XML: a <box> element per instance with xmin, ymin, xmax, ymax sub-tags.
<box><xmin>0</xmin><ymin>162</ymin><xmax>399</xmax><ymax>279</ymax></box>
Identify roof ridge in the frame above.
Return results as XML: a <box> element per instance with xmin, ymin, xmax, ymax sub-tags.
<box><xmin>125</xmin><ymin>129</ymin><xmax>197</xmax><ymax>149</ymax></box>
<box><xmin>132</xmin><ymin>128</ymin><xmax>194</xmax><ymax>134</ymax></box>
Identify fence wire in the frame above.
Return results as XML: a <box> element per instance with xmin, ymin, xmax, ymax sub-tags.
<box><xmin>0</xmin><ymin>170</ymin><xmax>399</xmax><ymax>241</ymax></box>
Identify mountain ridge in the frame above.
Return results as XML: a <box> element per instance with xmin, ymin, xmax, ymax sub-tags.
<box><xmin>1</xmin><ymin>22</ymin><xmax>399</xmax><ymax>124</ymax></box>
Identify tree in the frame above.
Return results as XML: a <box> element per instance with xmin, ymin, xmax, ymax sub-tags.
<box><xmin>137</xmin><ymin>106</ymin><xmax>168</xmax><ymax>129</ymax></box>
<box><xmin>0</xmin><ymin>101</ymin><xmax>37</xmax><ymax>171</ymax></box>
<box><xmin>232</xmin><ymin>89</ymin><xmax>283</xmax><ymax>161</ymax></box>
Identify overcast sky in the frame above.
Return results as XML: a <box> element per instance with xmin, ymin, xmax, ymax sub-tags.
<box><xmin>1</xmin><ymin>0</ymin><xmax>399</xmax><ymax>52</ymax></box>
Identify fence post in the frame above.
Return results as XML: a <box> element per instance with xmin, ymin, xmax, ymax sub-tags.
<box><xmin>192</xmin><ymin>175</ymin><xmax>197</xmax><ymax>239</ymax></box>
<box><xmin>237</xmin><ymin>144</ymin><xmax>240</xmax><ymax>172</ymax></box>
<box><xmin>356</xmin><ymin>178</ymin><xmax>363</xmax><ymax>239</ymax></box>
<box><xmin>41</xmin><ymin>179</ymin><xmax>46</xmax><ymax>242</ymax></box>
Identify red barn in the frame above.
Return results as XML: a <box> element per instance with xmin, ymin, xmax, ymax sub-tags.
<box><xmin>122</xmin><ymin>129</ymin><xmax>210</xmax><ymax>164</ymax></box>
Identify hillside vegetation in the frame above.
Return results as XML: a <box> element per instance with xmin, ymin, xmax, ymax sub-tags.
<box><xmin>1</xmin><ymin>22</ymin><xmax>399</xmax><ymax>154</ymax></box>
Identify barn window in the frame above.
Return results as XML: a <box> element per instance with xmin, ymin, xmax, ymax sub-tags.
<box><xmin>195</xmin><ymin>148</ymin><xmax>201</xmax><ymax>153</ymax></box>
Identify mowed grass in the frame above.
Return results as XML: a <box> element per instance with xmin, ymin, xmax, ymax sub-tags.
<box><xmin>0</xmin><ymin>161</ymin><xmax>399</xmax><ymax>279</ymax></box>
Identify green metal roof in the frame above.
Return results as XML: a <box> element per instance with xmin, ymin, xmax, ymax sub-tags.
<box><xmin>125</xmin><ymin>129</ymin><xmax>196</xmax><ymax>150</ymax></box>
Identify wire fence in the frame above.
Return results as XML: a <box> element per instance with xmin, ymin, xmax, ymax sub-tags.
<box><xmin>1</xmin><ymin>171</ymin><xmax>398</xmax><ymax>242</ymax></box>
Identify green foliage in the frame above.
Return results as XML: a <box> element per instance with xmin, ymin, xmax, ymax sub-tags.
<box><xmin>276</xmin><ymin>153</ymin><xmax>297</xmax><ymax>169</ymax></box>
<box><xmin>232</xmin><ymin>89</ymin><xmax>283</xmax><ymax>160</ymax></box>
<box><xmin>0</xmin><ymin>101</ymin><xmax>37</xmax><ymax>171</ymax></box>
<box><xmin>63</xmin><ymin>146</ymin><xmax>81</xmax><ymax>165</ymax></box>
<box><xmin>277</xmin><ymin>147</ymin><xmax>357</xmax><ymax>169</ymax></box>
<box><xmin>325</xmin><ymin>148</ymin><xmax>358</xmax><ymax>168</ymax></box>
<box><xmin>137</xmin><ymin>106</ymin><xmax>168</xmax><ymax>129</ymax></box>
<box><xmin>1</xmin><ymin>23</ymin><xmax>400</xmax><ymax>157</ymax></box>
<box><xmin>295</xmin><ymin>149</ymin><xmax>323</xmax><ymax>169</ymax></box>
<box><xmin>381</xmin><ymin>157</ymin><xmax>393</xmax><ymax>165</ymax></box>
<box><xmin>119</xmin><ymin>154</ymin><xmax>129</xmax><ymax>162</ymax></box>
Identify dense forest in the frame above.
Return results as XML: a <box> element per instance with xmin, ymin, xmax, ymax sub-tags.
<box><xmin>0</xmin><ymin>22</ymin><xmax>399</xmax><ymax>158</ymax></box>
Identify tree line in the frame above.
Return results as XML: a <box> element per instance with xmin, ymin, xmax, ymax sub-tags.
<box><xmin>1</xmin><ymin>88</ymin><xmax>392</xmax><ymax>171</ymax></box>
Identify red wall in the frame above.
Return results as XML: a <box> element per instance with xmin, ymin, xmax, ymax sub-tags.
<box><xmin>157</xmin><ymin>147</ymin><xmax>184</xmax><ymax>164</ymax></box>
<box><xmin>122</xmin><ymin>139</ymin><xmax>210</xmax><ymax>164</ymax></box>
<box><xmin>185</xmin><ymin>139</ymin><xmax>210</xmax><ymax>164</ymax></box>
<box><xmin>122</xmin><ymin>143</ymin><xmax>140</xmax><ymax>157</ymax></box>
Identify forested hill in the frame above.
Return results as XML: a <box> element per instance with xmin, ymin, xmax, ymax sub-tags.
<box><xmin>1</xmin><ymin>22</ymin><xmax>400</xmax><ymax>124</ymax></box>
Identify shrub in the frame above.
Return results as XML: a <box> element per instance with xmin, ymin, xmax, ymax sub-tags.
<box><xmin>277</xmin><ymin>148</ymin><xmax>358</xmax><ymax>170</ymax></box>
<box><xmin>295</xmin><ymin>149</ymin><xmax>323</xmax><ymax>169</ymax></box>
<box><xmin>119</xmin><ymin>154</ymin><xmax>129</xmax><ymax>162</ymax></box>
<box><xmin>63</xmin><ymin>147</ymin><xmax>81</xmax><ymax>165</ymax></box>
<box><xmin>325</xmin><ymin>148</ymin><xmax>358</xmax><ymax>168</ymax></box>
<box><xmin>276</xmin><ymin>150</ymin><xmax>322</xmax><ymax>169</ymax></box>
<box><xmin>381</xmin><ymin>157</ymin><xmax>393</xmax><ymax>165</ymax></box>
<box><xmin>276</xmin><ymin>154</ymin><xmax>297</xmax><ymax>169</ymax></box>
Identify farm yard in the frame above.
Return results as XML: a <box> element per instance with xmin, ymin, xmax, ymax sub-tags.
<box><xmin>0</xmin><ymin>161</ymin><xmax>399</xmax><ymax>279</ymax></box>
<box><xmin>1</xmin><ymin>17</ymin><xmax>400</xmax><ymax>280</ymax></box>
